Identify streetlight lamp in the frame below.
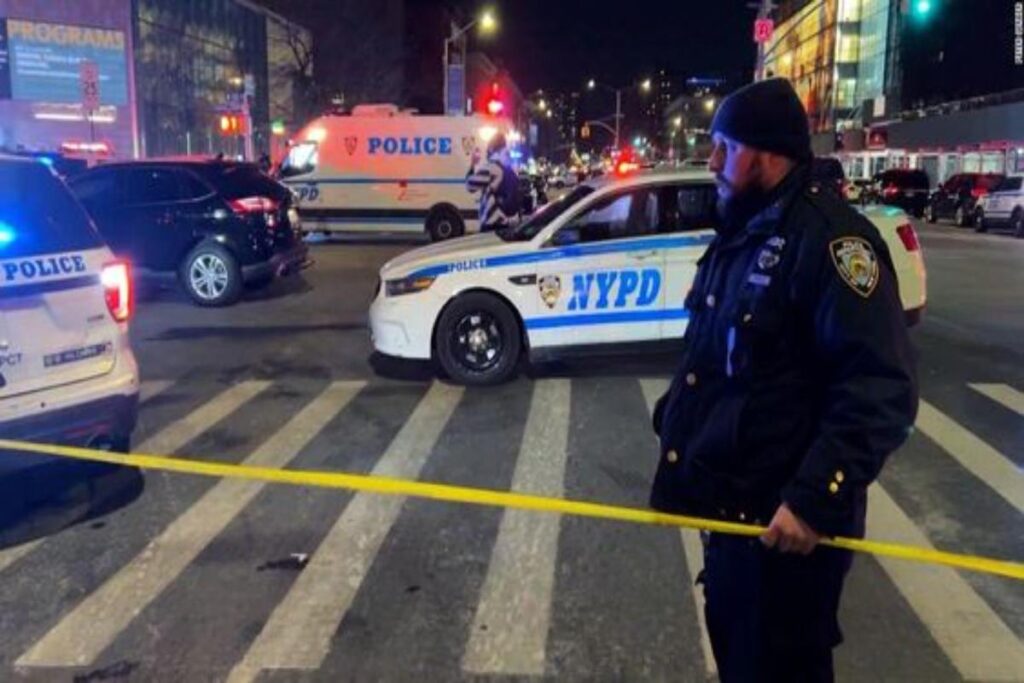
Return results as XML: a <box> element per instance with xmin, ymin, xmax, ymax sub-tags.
<box><xmin>704</xmin><ymin>98</ymin><xmax>716</xmax><ymax>113</ymax></box>
<box><xmin>538</xmin><ymin>99</ymin><xmax>547</xmax><ymax>111</ymax></box>
<box><xmin>443</xmin><ymin>9</ymin><xmax>498</xmax><ymax>115</ymax></box>
<box><xmin>641</xmin><ymin>78</ymin><xmax>652</xmax><ymax>92</ymax></box>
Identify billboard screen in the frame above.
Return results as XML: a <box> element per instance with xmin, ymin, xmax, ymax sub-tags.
<box><xmin>2</xmin><ymin>19</ymin><xmax>127</xmax><ymax>105</ymax></box>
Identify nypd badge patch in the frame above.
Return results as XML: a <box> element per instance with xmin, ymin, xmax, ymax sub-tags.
<box><xmin>829</xmin><ymin>237</ymin><xmax>879</xmax><ymax>297</ymax></box>
<box><xmin>539</xmin><ymin>274</ymin><xmax>561</xmax><ymax>309</ymax></box>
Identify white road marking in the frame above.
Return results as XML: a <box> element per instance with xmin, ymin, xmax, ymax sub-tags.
<box><xmin>462</xmin><ymin>379</ymin><xmax>571</xmax><ymax>675</ymax></box>
<box><xmin>0</xmin><ymin>539</ymin><xmax>43</xmax><ymax>575</ymax></box>
<box><xmin>639</xmin><ymin>378</ymin><xmax>717</xmax><ymax>680</ymax></box>
<box><xmin>867</xmin><ymin>486</ymin><xmax>1024</xmax><ymax>681</ymax></box>
<box><xmin>969</xmin><ymin>383</ymin><xmax>1024</xmax><ymax>418</ymax></box>
<box><xmin>15</xmin><ymin>379</ymin><xmax>298</xmax><ymax>667</ymax></box>
<box><xmin>225</xmin><ymin>382</ymin><xmax>463</xmax><ymax>683</ymax></box>
<box><xmin>915</xmin><ymin>400</ymin><xmax>1023</xmax><ymax>512</ymax></box>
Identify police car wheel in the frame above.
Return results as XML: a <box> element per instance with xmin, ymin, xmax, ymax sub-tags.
<box><xmin>436</xmin><ymin>293</ymin><xmax>521</xmax><ymax>385</ymax></box>
<box><xmin>427</xmin><ymin>208</ymin><xmax>464</xmax><ymax>242</ymax></box>
<box><xmin>181</xmin><ymin>244</ymin><xmax>242</xmax><ymax>306</ymax></box>
<box><xmin>974</xmin><ymin>209</ymin><xmax>988</xmax><ymax>233</ymax></box>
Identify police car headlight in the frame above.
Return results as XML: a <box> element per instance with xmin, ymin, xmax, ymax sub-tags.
<box><xmin>385</xmin><ymin>275</ymin><xmax>436</xmax><ymax>297</ymax></box>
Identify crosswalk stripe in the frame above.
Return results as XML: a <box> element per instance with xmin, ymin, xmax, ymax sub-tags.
<box><xmin>225</xmin><ymin>381</ymin><xmax>464</xmax><ymax>683</ymax></box>
<box><xmin>139</xmin><ymin>380</ymin><xmax>174</xmax><ymax>403</ymax></box>
<box><xmin>462</xmin><ymin>379</ymin><xmax>571</xmax><ymax>676</ymax></box>
<box><xmin>867</xmin><ymin>486</ymin><xmax>1024</xmax><ymax>680</ymax></box>
<box><xmin>135</xmin><ymin>380</ymin><xmax>271</xmax><ymax>456</ymax></box>
<box><xmin>14</xmin><ymin>379</ymin><xmax>302</xmax><ymax>668</ymax></box>
<box><xmin>0</xmin><ymin>539</ymin><xmax>43</xmax><ymax>575</ymax></box>
<box><xmin>915</xmin><ymin>400</ymin><xmax>1023</xmax><ymax>513</ymax></box>
<box><xmin>638</xmin><ymin>378</ymin><xmax>717</xmax><ymax>680</ymax></box>
<box><xmin>969</xmin><ymin>383</ymin><xmax>1024</xmax><ymax>417</ymax></box>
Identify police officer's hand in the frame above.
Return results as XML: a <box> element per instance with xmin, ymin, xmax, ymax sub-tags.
<box><xmin>761</xmin><ymin>503</ymin><xmax>820</xmax><ymax>555</ymax></box>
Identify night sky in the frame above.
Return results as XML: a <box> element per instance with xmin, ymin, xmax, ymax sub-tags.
<box><xmin>469</xmin><ymin>0</ymin><xmax>758</xmax><ymax>92</ymax></box>
<box><xmin>261</xmin><ymin>0</ymin><xmax>759</xmax><ymax>102</ymax></box>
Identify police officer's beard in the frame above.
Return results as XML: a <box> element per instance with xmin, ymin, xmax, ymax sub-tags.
<box><xmin>716</xmin><ymin>178</ymin><xmax>772</xmax><ymax>235</ymax></box>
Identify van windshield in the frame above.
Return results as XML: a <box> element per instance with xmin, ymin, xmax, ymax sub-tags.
<box><xmin>280</xmin><ymin>142</ymin><xmax>319</xmax><ymax>178</ymax></box>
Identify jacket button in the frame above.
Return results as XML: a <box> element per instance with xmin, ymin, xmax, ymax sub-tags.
<box><xmin>828</xmin><ymin>481</ymin><xmax>840</xmax><ymax>494</ymax></box>
<box><xmin>666</xmin><ymin>449</ymin><xmax>679</xmax><ymax>464</ymax></box>
<box><xmin>686</xmin><ymin>372</ymin><xmax>697</xmax><ymax>386</ymax></box>
<box><xmin>835</xmin><ymin>470</ymin><xmax>845</xmax><ymax>483</ymax></box>
<box><xmin>706</xmin><ymin>294</ymin><xmax>716</xmax><ymax>308</ymax></box>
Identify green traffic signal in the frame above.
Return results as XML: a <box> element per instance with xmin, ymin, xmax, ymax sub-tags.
<box><xmin>913</xmin><ymin>0</ymin><xmax>932</xmax><ymax>17</ymax></box>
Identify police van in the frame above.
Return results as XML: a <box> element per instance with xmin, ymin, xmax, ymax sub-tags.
<box><xmin>0</xmin><ymin>155</ymin><xmax>139</xmax><ymax>454</ymax></box>
<box><xmin>279</xmin><ymin>104</ymin><xmax>513</xmax><ymax>241</ymax></box>
<box><xmin>369</xmin><ymin>170</ymin><xmax>927</xmax><ymax>385</ymax></box>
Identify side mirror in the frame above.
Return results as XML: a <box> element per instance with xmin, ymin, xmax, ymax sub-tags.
<box><xmin>552</xmin><ymin>227</ymin><xmax>581</xmax><ymax>246</ymax></box>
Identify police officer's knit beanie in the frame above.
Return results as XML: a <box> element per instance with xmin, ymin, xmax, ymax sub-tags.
<box><xmin>710</xmin><ymin>78</ymin><xmax>812</xmax><ymax>162</ymax></box>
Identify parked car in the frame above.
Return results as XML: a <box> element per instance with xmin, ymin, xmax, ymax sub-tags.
<box><xmin>975</xmin><ymin>174</ymin><xmax>1024</xmax><ymax>237</ymax></box>
<box><xmin>69</xmin><ymin>160</ymin><xmax>309</xmax><ymax>306</ymax></box>
<box><xmin>810</xmin><ymin>157</ymin><xmax>846</xmax><ymax>198</ymax></box>
<box><xmin>926</xmin><ymin>173</ymin><xmax>1004</xmax><ymax>227</ymax></box>
<box><xmin>873</xmin><ymin>169</ymin><xmax>930</xmax><ymax>217</ymax></box>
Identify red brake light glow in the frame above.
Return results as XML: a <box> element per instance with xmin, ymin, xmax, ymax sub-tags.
<box><xmin>616</xmin><ymin>161</ymin><xmax>639</xmax><ymax>176</ymax></box>
<box><xmin>101</xmin><ymin>260</ymin><xmax>132</xmax><ymax>323</ymax></box>
<box><xmin>882</xmin><ymin>185</ymin><xmax>899</xmax><ymax>198</ymax></box>
<box><xmin>229</xmin><ymin>196</ymin><xmax>279</xmax><ymax>214</ymax></box>
<box><xmin>896</xmin><ymin>223</ymin><xmax>921</xmax><ymax>252</ymax></box>
<box><xmin>970</xmin><ymin>187</ymin><xmax>989</xmax><ymax>199</ymax></box>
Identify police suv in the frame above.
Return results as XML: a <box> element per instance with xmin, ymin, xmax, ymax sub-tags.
<box><xmin>0</xmin><ymin>155</ymin><xmax>139</xmax><ymax>452</ymax></box>
<box><xmin>369</xmin><ymin>170</ymin><xmax>926</xmax><ymax>385</ymax></box>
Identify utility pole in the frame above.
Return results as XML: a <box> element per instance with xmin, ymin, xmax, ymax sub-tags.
<box><xmin>614</xmin><ymin>89</ymin><xmax>621</xmax><ymax>150</ymax></box>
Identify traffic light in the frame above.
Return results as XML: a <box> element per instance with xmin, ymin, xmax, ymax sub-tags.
<box><xmin>902</xmin><ymin>0</ymin><xmax>935</xmax><ymax>20</ymax></box>
<box><xmin>484</xmin><ymin>81</ymin><xmax>504</xmax><ymax>116</ymax></box>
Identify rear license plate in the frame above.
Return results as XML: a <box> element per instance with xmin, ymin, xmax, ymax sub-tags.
<box><xmin>43</xmin><ymin>342</ymin><xmax>112</xmax><ymax>368</ymax></box>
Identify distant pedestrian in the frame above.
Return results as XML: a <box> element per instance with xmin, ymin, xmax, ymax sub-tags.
<box><xmin>466</xmin><ymin>133</ymin><xmax>520</xmax><ymax>231</ymax></box>
<box><xmin>649</xmin><ymin>78</ymin><xmax>918</xmax><ymax>682</ymax></box>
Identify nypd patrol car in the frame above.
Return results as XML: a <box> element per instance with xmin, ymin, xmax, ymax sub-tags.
<box><xmin>369</xmin><ymin>170</ymin><xmax>926</xmax><ymax>385</ymax></box>
<box><xmin>0</xmin><ymin>155</ymin><xmax>139</xmax><ymax>454</ymax></box>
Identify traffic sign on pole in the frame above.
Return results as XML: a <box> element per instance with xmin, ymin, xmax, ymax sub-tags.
<box><xmin>80</xmin><ymin>60</ymin><xmax>100</xmax><ymax>112</ymax></box>
<box><xmin>753</xmin><ymin>18</ymin><xmax>775</xmax><ymax>43</ymax></box>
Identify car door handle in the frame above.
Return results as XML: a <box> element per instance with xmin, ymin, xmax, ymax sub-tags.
<box><xmin>628</xmin><ymin>250</ymin><xmax>659</xmax><ymax>260</ymax></box>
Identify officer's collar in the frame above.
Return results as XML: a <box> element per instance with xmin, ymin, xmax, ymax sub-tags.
<box><xmin>745</xmin><ymin>164</ymin><xmax>809</xmax><ymax>234</ymax></box>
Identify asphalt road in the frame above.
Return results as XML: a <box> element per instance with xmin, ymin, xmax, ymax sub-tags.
<box><xmin>1</xmin><ymin>220</ymin><xmax>1022</xmax><ymax>682</ymax></box>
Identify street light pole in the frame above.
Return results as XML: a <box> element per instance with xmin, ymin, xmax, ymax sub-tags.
<box><xmin>614</xmin><ymin>89</ymin><xmax>621</xmax><ymax>150</ymax></box>
<box><xmin>442</xmin><ymin>10</ymin><xmax>497</xmax><ymax>116</ymax></box>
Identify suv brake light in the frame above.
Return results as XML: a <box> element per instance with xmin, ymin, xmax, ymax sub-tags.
<box><xmin>896</xmin><ymin>223</ymin><xmax>920</xmax><ymax>252</ymax></box>
<box><xmin>882</xmin><ymin>184</ymin><xmax>899</xmax><ymax>198</ymax></box>
<box><xmin>102</xmin><ymin>260</ymin><xmax>133</xmax><ymax>323</ymax></box>
<box><xmin>229</xmin><ymin>196</ymin><xmax>279</xmax><ymax>214</ymax></box>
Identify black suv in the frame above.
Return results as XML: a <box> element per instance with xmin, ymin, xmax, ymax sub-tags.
<box><xmin>926</xmin><ymin>172</ymin><xmax>1004</xmax><ymax>227</ymax></box>
<box><xmin>873</xmin><ymin>169</ymin><xmax>930</xmax><ymax>217</ymax></box>
<box><xmin>69</xmin><ymin>160</ymin><xmax>308</xmax><ymax>306</ymax></box>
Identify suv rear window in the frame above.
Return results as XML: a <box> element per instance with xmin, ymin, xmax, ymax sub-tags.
<box><xmin>194</xmin><ymin>163</ymin><xmax>287</xmax><ymax>200</ymax></box>
<box><xmin>0</xmin><ymin>160</ymin><xmax>103</xmax><ymax>258</ymax></box>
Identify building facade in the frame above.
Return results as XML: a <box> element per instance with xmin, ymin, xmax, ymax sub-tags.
<box><xmin>0</xmin><ymin>0</ymin><xmax>310</xmax><ymax>162</ymax></box>
<box><xmin>761</xmin><ymin>0</ymin><xmax>1024</xmax><ymax>184</ymax></box>
<box><xmin>0</xmin><ymin>0</ymin><xmax>139</xmax><ymax>159</ymax></box>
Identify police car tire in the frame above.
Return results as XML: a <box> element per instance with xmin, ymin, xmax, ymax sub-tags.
<box><xmin>435</xmin><ymin>293</ymin><xmax>521</xmax><ymax>386</ymax></box>
<box><xmin>974</xmin><ymin>209</ymin><xmax>987</xmax><ymax>233</ymax></box>
<box><xmin>180</xmin><ymin>244</ymin><xmax>243</xmax><ymax>307</ymax></box>
<box><xmin>426</xmin><ymin>207</ymin><xmax>464</xmax><ymax>242</ymax></box>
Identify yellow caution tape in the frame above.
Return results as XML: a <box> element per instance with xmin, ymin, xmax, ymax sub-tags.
<box><xmin>1</xmin><ymin>437</ymin><xmax>1022</xmax><ymax>582</ymax></box>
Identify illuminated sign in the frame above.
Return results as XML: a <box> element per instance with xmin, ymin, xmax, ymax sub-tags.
<box><xmin>2</xmin><ymin>19</ymin><xmax>127</xmax><ymax>105</ymax></box>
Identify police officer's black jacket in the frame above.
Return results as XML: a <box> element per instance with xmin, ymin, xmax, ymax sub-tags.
<box><xmin>650</xmin><ymin>167</ymin><xmax>918</xmax><ymax>537</ymax></box>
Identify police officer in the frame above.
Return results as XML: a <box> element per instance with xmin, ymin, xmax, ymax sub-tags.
<box><xmin>466</xmin><ymin>133</ymin><xmax>520</xmax><ymax>231</ymax></box>
<box><xmin>650</xmin><ymin>78</ymin><xmax>918</xmax><ymax>682</ymax></box>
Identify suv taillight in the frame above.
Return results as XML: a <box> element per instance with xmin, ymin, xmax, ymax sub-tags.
<box><xmin>882</xmin><ymin>184</ymin><xmax>899</xmax><ymax>198</ymax></box>
<box><xmin>102</xmin><ymin>261</ymin><xmax>132</xmax><ymax>323</ymax></box>
<box><xmin>229</xmin><ymin>196</ymin><xmax>280</xmax><ymax>214</ymax></box>
<box><xmin>896</xmin><ymin>223</ymin><xmax>920</xmax><ymax>252</ymax></box>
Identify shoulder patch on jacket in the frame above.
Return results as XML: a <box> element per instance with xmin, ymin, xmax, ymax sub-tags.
<box><xmin>829</xmin><ymin>236</ymin><xmax>879</xmax><ymax>298</ymax></box>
